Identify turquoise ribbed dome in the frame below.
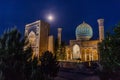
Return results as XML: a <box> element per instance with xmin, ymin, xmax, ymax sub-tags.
<box><xmin>76</xmin><ymin>22</ymin><xmax>93</xmax><ymax>40</ymax></box>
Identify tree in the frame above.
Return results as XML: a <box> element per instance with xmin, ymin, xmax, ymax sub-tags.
<box><xmin>24</xmin><ymin>57</ymin><xmax>44</xmax><ymax>80</ymax></box>
<box><xmin>0</xmin><ymin>28</ymin><xmax>33</xmax><ymax>80</ymax></box>
<box><xmin>40</xmin><ymin>51</ymin><xmax>59</xmax><ymax>80</ymax></box>
<box><xmin>99</xmin><ymin>24</ymin><xmax>120</xmax><ymax>79</ymax></box>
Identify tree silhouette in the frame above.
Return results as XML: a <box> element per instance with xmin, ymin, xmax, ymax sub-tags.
<box><xmin>99</xmin><ymin>24</ymin><xmax>120</xmax><ymax>79</ymax></box>
<box><xmin>40</xmin><ymin>51</ymin><xmax>59</xmax><ymax>80</ymax></box>
<box><xmin>0</xmin><ymin>28</ymin><xmax>33</xmax><ymax>80</ymax></box>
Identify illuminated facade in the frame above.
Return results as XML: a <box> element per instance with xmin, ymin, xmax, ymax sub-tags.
<box><xmin>58</xmin><ymin>28</ymin><xmax>62</xmax><ymax>46</ymax></box>
<box><xmin>25</xmin><ymin>19</ymin><xmax>104</xmax><ymax>62</ymax></box>
<box><xmin>98</xmin><ymin>19</ymin><xmax>104</xmax><ymax>42</ymax></box>
<box><xmin>25</xmin><ymin>20</ymin><xmax>50</xmax><ymax>58</ymax></box>
<box><xmin>48</xmin><ymin>35</ymin><xmax>54</xmax><ymax>53</ymax></box>
<box><xmin>66</xmin><ymin>19</ymin><xmax>104</xmax><ymax>62</ymax></box>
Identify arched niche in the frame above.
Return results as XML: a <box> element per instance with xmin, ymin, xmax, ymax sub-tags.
<box><xmin>72</xmin><ymin>44</ymin><xmax>80</xmax><ymax>59</ymax></box>
<box><xmin>28</xmin><ymin>31</ymin><xmax>36</xmax><ymax>46</ymax></box>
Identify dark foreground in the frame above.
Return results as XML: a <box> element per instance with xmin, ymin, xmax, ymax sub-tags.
<box><xmin>55</xmin><ymin>68</ymin><xmax>100</xmax><ymax>80</ymax></box>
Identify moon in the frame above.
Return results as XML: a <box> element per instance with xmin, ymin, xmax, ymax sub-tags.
<box><xmin>47</xmin><ymin>14</ymin><xmax>54</xmax><ymax>21</ymax></box>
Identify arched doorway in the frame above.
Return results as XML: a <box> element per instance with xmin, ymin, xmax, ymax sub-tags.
<box><xmin>72</xmin><ymin>44</ymin><xmax>80</xmax><ymax>59</ymax></box>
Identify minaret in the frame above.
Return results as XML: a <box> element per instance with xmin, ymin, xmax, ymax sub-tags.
<box><xmin>97</xmin><ymin>19</ymin><xmax>104</xmax><ymax>42</ymax></box>
<box><xmin>58</xmin><ymin>28</ymin><xmax>62</xmax><ymax>46</ymax></box>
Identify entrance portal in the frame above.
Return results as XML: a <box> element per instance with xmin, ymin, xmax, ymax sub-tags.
<box><xmin>73</xmin><ymin>44</ymin><xmax>80</xmax><ymax>59</ymax></box>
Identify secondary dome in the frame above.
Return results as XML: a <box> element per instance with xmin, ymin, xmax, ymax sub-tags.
<box><xmin>76</xmin><ymin>21</ymin><xmax>93</xmax><ymax>40</ymax></box>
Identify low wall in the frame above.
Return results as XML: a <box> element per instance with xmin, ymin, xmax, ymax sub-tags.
<box><xmin>59</xmin><ymin>61</ymin><xmax>98</xmax><ymax>69</ymax></box>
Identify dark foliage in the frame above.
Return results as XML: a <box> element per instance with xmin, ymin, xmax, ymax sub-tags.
<box><xmin>0</xmin><ymin>28</ymin><xmax>38</xmax><ymax>80</ymax></box>
<box><xmin>40</xmin><ymin>51</ymin><xmax>59</xmax><ymax>80</ymax></box>
<box><xmin>98</xmin><ymin>24</ymin><xmax>120</xmax><ymax>80</ymax></box>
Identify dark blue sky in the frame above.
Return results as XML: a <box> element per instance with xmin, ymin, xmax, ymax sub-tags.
<box><xmin>0</xmin><ymin>0</ymin><xmax>120</xmax><ymax>43</ymax></box>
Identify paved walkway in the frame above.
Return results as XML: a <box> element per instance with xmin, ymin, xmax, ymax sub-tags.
<box><xmin>55</xmin><ymin>68</ymin><xmax>100</xmax><ymax>80</ymax></box>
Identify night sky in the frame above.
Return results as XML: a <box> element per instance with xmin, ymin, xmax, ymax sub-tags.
<box><xmin>0</xmin><ymin>0</ymin><xmax>120</xmax><ymax>43</ymax></box>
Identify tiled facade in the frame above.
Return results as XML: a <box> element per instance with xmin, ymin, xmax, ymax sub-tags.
<box><xmin>25</xmin><ymin>20</ymin><xmax>50</xmax><ymax>58</ymax></box>
<box><xmin>66</xmin><ymin>19</ymin><xmax>104</xmax><ymax>62</ymax></box>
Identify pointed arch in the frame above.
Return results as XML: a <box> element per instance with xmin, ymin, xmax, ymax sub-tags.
<box><xmin>28</xmin><ymin>31</ymin><xmax>36</xmax><ymax>46</ymax></box>
<box><xmin>72</xmin><ymin>44</ymin><xmax>80</xmax><ymax>59</ymax></box>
